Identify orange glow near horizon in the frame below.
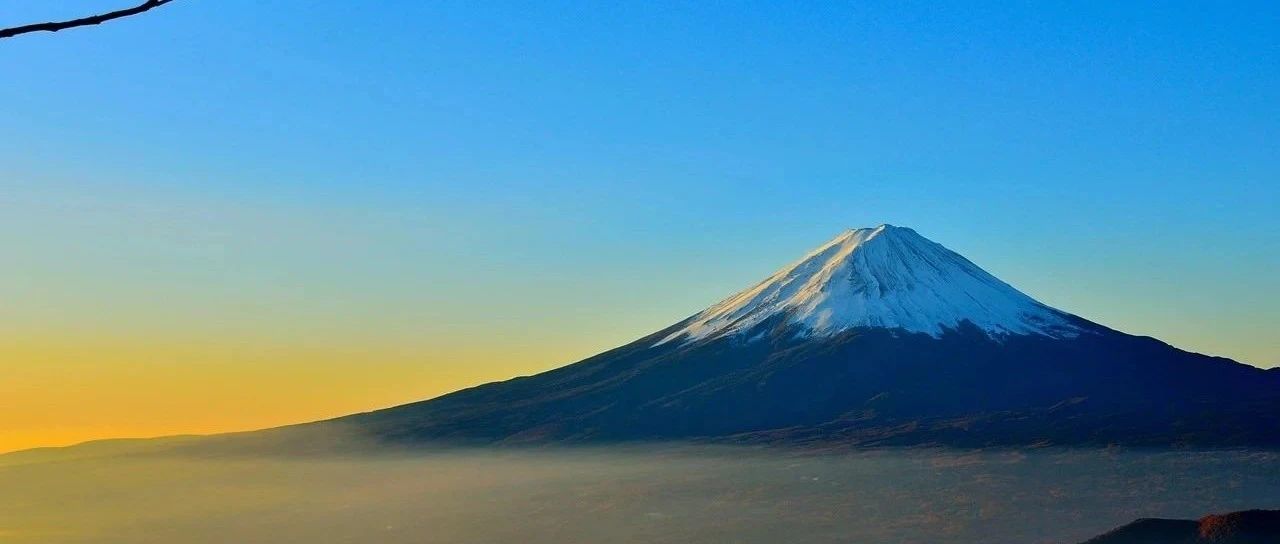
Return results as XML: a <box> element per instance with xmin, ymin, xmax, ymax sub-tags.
<box><xmin>0</xmin><ymin>331</ymin><xmax>602</xmax><ymax>454</ymax></box>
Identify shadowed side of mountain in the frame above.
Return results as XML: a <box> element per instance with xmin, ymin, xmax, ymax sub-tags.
<box><xmin>200</xmin><ymin>226</ymin><xmax>1280</xmax><ymax>449</ymax></box>
<box><xmin>318</xmin><ymin>317</ymin><xmax>1280</xmax><ymax>448</ymax></box>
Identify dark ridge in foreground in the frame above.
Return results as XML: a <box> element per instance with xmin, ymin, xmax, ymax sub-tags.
<box><xmin>1081</xmin><ymin>509</ymin><xmax>1280</xmax><ymax>544</ymax></box>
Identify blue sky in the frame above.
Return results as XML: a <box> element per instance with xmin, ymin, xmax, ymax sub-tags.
<box><xmin>0</xmin><ymin>0</ymin><xmax>1277</xmax><ymax>450</ymax></box>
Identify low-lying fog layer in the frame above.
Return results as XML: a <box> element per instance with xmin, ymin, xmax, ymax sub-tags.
<box><xmin>1</xmin><ymin>446</ymin><xmax>1277</xmax><ymax>543</ymax></box>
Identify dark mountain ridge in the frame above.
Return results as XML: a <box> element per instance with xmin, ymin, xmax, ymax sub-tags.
<box><xmin>331</xmin><ymin>314</ymin><xmax>1279</xmax><ymax>448</ymax></box>
<box><xmin>1081</xmin><ymin>509</ymin><xmax>1280</xmax><ymax>544</ymax></box>
<box><xmin>310</xmin><ymin>226</ymin><xmax>1279</xmax><ymax>448</ymax></box>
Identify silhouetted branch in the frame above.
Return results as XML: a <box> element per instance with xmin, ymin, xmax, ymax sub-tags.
<box><xmin>0</xmin><ymin>0</ymin><xmax>176</xmax><ymax>40</ymax></box>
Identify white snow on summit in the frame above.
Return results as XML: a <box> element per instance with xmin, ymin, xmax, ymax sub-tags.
<box><xmin>658</xmin><ymin>225</ymin><xmax>1082</xmax><ymax>345</ymax></box>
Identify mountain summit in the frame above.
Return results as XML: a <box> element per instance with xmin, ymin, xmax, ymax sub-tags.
<box><xmin>310</xmin><ymin>226</ymin><xmax>1278</xmax><ymax>448</ymax></box>
<box><xmin>660</xmin><ymin>224</ymin><xmax>1079</xmax><ymax>345</ymax></box>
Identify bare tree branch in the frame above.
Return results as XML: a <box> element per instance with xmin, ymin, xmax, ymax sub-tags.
<box><xmin>0</xmin><ymin>0</ymin><xmax>176</xmax><ymax>40</ymax></box>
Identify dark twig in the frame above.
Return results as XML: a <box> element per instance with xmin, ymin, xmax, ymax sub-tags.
<box><xmin>0</xmin><ymin>0</ymin><xmax>176</xmax><ymax>40</ymax></box>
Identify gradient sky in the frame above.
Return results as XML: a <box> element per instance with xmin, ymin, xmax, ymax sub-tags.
<box><xmin>1</xmin><ymin>1</ymin><xmax>1277</xmax><ymax>453</ymax></box>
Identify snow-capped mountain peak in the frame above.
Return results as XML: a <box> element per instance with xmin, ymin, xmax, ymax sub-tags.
<box><xmin>658</xmin><ymin>224</ymin><xmax>1082</xmax><ymax>345</ymax></box>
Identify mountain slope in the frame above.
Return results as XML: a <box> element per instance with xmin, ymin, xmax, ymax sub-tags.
<box><xmin>329</xmin><ymin>225</ymin><xmax>1280</xmax><ymax>448</ymax></box>
<box><xmin>659</xmin><ymin>225</ymin><xmax>1080</xmax><ymax>344</ymax></box>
